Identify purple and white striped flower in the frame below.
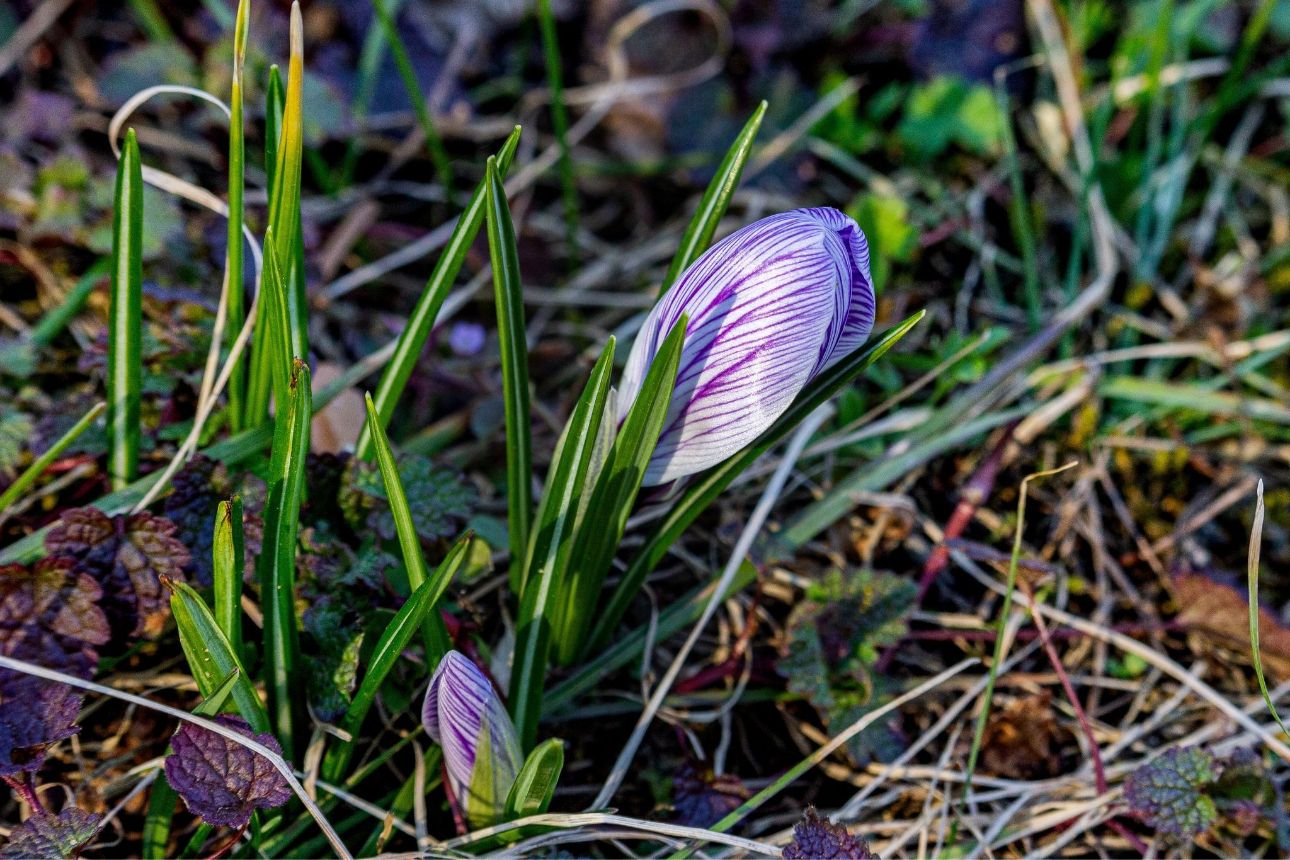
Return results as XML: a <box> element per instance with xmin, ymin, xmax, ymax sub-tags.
<box><xmin>422</xmin><ymin>651</ymin><xmax>523</xmax><ymax>826</ymax></box>
<box><xmin>620</xmin><ymin>207</ymin><xmax>876</xmax><ymax>485</ymax></box>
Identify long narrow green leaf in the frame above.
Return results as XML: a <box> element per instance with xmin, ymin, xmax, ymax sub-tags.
<box><xmin>213</xmin><ymin>498</ymin><xmax>245</xmax><ymax>665</ymax></box>
<box><xmin>322</xmin><ymin>535</ymin><xmax>471</xmax><ymax>782</ymax></box>
<box><xmin>504</xmin><ymin>738</ymin><xmax>563</xmax><ymax>820</ymax></box>
<box><xmin>169</xmin><ymin>580</ymin><xmax>270</xmax><ymax>732</ymax></box>
<box><xmin>659</xmin><ymin>102</ymin><xmax>766</xmax><ymax>292</ymax></box>
<box><xmin>245</xmin><ymin>64</ymin><xmax>285</xmax><ymax>427</ymax></box>
<box><xmin>536</xmin><ymin>0</ymin><xmax>577</xmax><ymax>263</ymax></box>
<box><xmin>141</xmin><ymin>776</ymin><xmax>177</xmax><ymax>859</ymax></box>
<box><xmin>362</xmin><ymin>392</ymin><xmax>452</xmax><ymax>665</ymax></box>
<box><xmin>0</xmin><ymin>402</ymin><xmax>104</xmax><ymax>516</ymax></box>
<box><xmin>30</xmin><ymin>260</ymin><xmax>108</xmax><ymax>347</ymax></box>
<box><xmin>484</xmin><ymin>155</ymin><xmax>533</xmax><ymax>577</ymax></box>
<box><xmin>108</xmin><ymin>128</ymin><xmax>144</xmax><ymax>490</ymax></box>
<box><xmin>1247</xmin><ymin>481</ymin><xmax>1290</xmax><ymax>738</ymax></box>
<box><xmin>224</xmin><ymin>0</ymin><xmax>250</xmax><ymax>432</ymax></box>
<box><xmin>556</xmin><ymin>318</ymin><xmax>686</xmax><ymax>664</ymax></box>
<box><xmin>509</xmin><ymin>340</ymin><xmax>616</xmax><ymax>749</ymax></box>
<box><xmin>257</xmin><ymin>360</ymin><xmax>311</xmax><ymax>760</ymax></box>
<box><xmin>273</xmin><ymin>4</ymin><xmax>309</xmax><ymax>367</ymax></box>
<box><xmin>355</xmin><ymin>127</ymin><xmax>522</xmax><ymax>461</ymax></box>
<box><xmin>588</xmin><ymin>312</ymin><xmax>924</xmax><ymax>652</ymax></box>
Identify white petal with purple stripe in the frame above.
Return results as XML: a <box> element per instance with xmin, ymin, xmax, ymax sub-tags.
<box><xmin>422</xmin><ymin>651</ymin><xmax>523</xmax><ymax>826</ymax></box>
<box><xmin>621</xmin><ymin>207</ymin><xmax>876</xmax><ymax>485</ymax></box>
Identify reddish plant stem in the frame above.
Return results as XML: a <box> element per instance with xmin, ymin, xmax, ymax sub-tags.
<box><xmin>1106</xmin><ymin>817</ymin><xmax>1150</xmax><ymax>855</ymax></box>
<box><xmin>878</xmin><ymin>423</ymin><xmax>1017</xmax><ymax>674</ymax></box>
<box><xmin>905</xmin><ymin>619</ymin><xmax>1182</xmax><ymax>643</ymax></box>
<box><xmin>444</xmin><ymin>761</ymin><xmax>469</xmax><ymax>836</ymax></box>
<box><xmin>913</xmin><ymin>423</ymin><xmax>1018</xmax><ymax>607</ymax></box>
<box><xmin>674</xmin><ymin>589</ymin><xmax>762</xmax><ymax>695</ymax></box>
<box><xmin>206</xmin><ymin>822</ymin><xmax>249</xmax><ymax>860</ymax></box>
<box><xmin>3</xmin><ymin>774</ymin><xmax>44</xmax><ymax>815</ymax></box>
<box><xmin>1019</xmin><ymin>582</ymin><xmax>1108</xmax><ymax>794</ymax></box>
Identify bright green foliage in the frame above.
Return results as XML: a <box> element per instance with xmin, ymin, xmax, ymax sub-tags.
<box><xmin>897</xmin><ymin>77</ymin><xmax>1002</xmax><ymax>161</ymax></box>
<box><xmin>0</xmin><ymin>406</ymin><xmax>33</xmax><ymax>476</ymax></box>
<box><xmin>847</xmin><ymin>193</ymin><xmax>917</xmax><ymax>292</ymax></box>
<box><xmin>778</xmin><ymin>569</ymin><xmax>916</xmax><ymax>761</ymax></box>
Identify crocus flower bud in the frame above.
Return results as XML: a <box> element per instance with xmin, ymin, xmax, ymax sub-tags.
<box><xmin>620</xmin><ymin>207</ymin><xmax>876</xmax><ymax>485</ymax></box>
<box><xmin>422</xmin><ymin>651</ymin><xmax>523</xmax><ymax>827</ymax></box>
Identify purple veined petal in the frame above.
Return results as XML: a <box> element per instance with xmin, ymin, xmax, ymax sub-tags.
<box><xmin>421</xmin><ymin>651</ymin><xmax>523</xmax><ymax>826</ymax></box>
<box><xmin>803</xmin><ymin>206</ymin><xmax>876</xmax><ymax>365</ymax></box>
<box><xmin>621</xmin><ymin>208</ymin><xmax>875</xmax><ymax>485</ymax></box>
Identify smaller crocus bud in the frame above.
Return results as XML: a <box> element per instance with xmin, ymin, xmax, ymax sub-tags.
<box><xmin>422</xmin><ymin>651</ymin><xmax>523</xmax><ymax>827</ymax></box>
<box><xmin>619</xmin><ymin>207</ymin><xmax>876</xmax><ymax>486</ymax></box>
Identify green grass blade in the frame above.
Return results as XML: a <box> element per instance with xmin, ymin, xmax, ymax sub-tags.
<box><xmin>957</xmin><ymin>463</ymin><xmax>1075</xmax><ymax>833</ymax></box>
<box><xmin>1247</xmin><ymin>480</ymin><xmax>1290</xmax><ymax>738</ymax></box>
<box><xmin>108</xmin><ymin>128</ymin><xmax>144</xmax><ymax>491</ymax></box>
<box><xmin>536</xmin><ymin>0</ymin><xmax>577</xmax><ymax>264</ymax></box>
<box><xmin>338</xmin><ymin>0</ymin><xmax>406</xmax><ymax>187</ymax></box>
<box><xmin>556</xmin><ymin>318</ymin><xmax>686</xmax><ymax>663</ymax></box>
<box><xmin>355</xmin><ymin>127</ymin><xmax>522</xmax><ymax>461</ymax></box>
<box><xmin>370</xmin><ymin>0</ymin><xmax>454</xmax><ymax>197</ymax></box>
<box><xmin>322</xmin><ymin>535</ymin><xmax>471</xmax><ymax>782</ymax></box>
<box><xmin>213</xmin><ymin>498</ymin><xmax>245</xmax><ymax>666</ymax></box>
<box><xmin>224</xmin><ymin>0</ymin><xmax>249</xmax><ymax>432</ymax></box>
<box><xmin>245</xmin><ymin>64</ymin><xmax>285</xmax><ymax>427</ymax></box>
<box><xmin>271</xmin><ymin>4</ymin><xmax>309</xmax><ymax>365</ymax></box>
<box><xmin>169</xmin><ymin>580</ymin><xmax>270</xmax><ymax>732</ymax></box>
<box><xmin>361</xmin><ymin>392</ymin><xmax>452</xmax><ymax>664</ymax></box>
<box><xmin>30</xmin><ymin>260</ymin><xmax>108</xmax><ymax>347</ymax></box>
<box><xmin>659</xmin><ymin>102</ymin><xmax>766</xmax><ymax>293</ymax></box>
<box><xmin>588</xmin><ymin>312</ymin><xmax>923</xmax><ymax>652</ymax></box>
<box><xmin>484</xmin><ymin>155</ymin><xmax>533</xmax><ymax>577</ymax></box>
<box><xmin>141</xmin><ymin>776</ymin><xmax>177</xmax><ymax>859</ymax></box>
<box><xmin>504</xmin><ymin>738</ymin><xmax>563</xmax><ymax>821</ymax></box>
<box><xmin>508</xmin><ymin>340</ymin><xmax>616</xmax><ymax>749</ymax></box>
<box><xmin>0</xmin><ymin>401</ymin><xmax>104</xmax><ymax>516</ymax></box>
<box><xmin>261</xmin><ymin>236</ymin><xmax>296</xmax><ymax>408</ymax></box>
<box><xmin>256</xmin><ymin>360</ymin><xmax>311</xmax><ymax>760</ymax></box>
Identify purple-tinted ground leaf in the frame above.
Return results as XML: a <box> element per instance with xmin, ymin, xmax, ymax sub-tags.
<box><xmin>164</xmin><ymin>715</ymin><xmax>291</xmax><ymax>828</ymax></box>
<box><xmin>45</xmin><ymin>507</ymin><xmax>190</xmax><ymax>641</ymax></box>
<box><xmin>0</xmin><ymin>675</ymin><xmax>83</xmax><ymax>777</ymax></box>
<box><xmin>339</xmin><ymin>454</ymin><xmax>475</xmax><ymax>543</ymax></box>
<box><xmin>0</xmin><ymin>558</ymin><xmax>109</xmax><ymax>679</ymax></box>
<box><xmin>1124</xmin><ymin>746</ymin><xmax>1219</xmax><ymax>837</ymax></box>
<box><xmin>782</xmin><ymin>807</ymin><xmax>874</xmax><ymax>859</ymax></box>
<box><xmin>778</xmin><ymin>569</ymin><xmax>914</xmax><ymax>762</ymax></box>
<box><xmin>163</xmin><ymin>455</ymin><xmax>264</xmax><ymax>586</ymax></box>
<box><xmin>672</xmin><ymin>764</ymin><xmax>748</xmax><ymax>828</ymax></box>
<box><xmin>0</xmin><ymin>807</ymin><xmax>101</xmax><ymax>859</ymax></box>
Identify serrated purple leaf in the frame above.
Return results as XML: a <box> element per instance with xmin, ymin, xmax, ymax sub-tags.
<box><xmin>0</xmin><ymin>558</ymin><xmax>109</xmax><ymax>679</ymax></box>
<box><xmin>164</xmin><ymin>715</ymin><xmax>291</xmax><ymax>828</ymax></box>
<box><xmin>0</xmin><ymin>676</ymin><xmax>82</xmax><ymax>778</ymax></box>
<box><xmin>44</xmin><ymin>507</ymin><xmax>190</xmax><ymax>641</ymax></box>
<box><xmin>0</xmin><ymin>808</ymin><xmax>101</xmax><ymax>859</ymax></box>
<box><xmin>782</xmin><ymin>807</ymin><xmax>874</xmax><ymax>859</ymax></box>
<box><xmin>1124</xmin><ymin>745</ymin><xmax>1219</xmax><ymax>837</ymax></box>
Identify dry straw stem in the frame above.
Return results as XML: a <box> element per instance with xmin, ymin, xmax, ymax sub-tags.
<box><xmin>0</xmin><ymin>655</ymin><xmax>353</xmax><ymax>859</ymax></box>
